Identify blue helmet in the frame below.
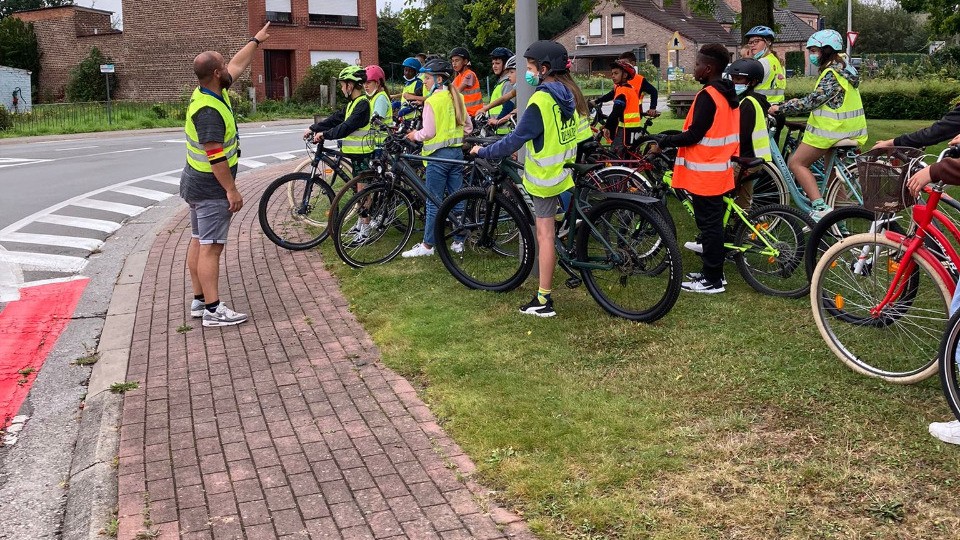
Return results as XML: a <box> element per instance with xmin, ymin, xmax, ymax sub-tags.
<box><xmin>402</xmin><ymin>57</ymin><xmax>422</xmax><ymax>71</ymax></box>
<box><xmin>807</xmin><ymin>29</ymin><xmax>843</xmax><ymax>51</ymax></box>
<box><xmin>744</xmin><ymin>26</ymin><xmax>775</xmax><ymax>40</ymax></box>
<box><xmin>490</xmin><ymin>47</ymin><xmax>513</xmax><ymax>60</ymax></box>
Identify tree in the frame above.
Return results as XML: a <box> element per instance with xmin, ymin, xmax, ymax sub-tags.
<box><xmin>899</xmin><ymin>0</ymin><xmax>960</xmax><ymax>37</ymax></box>
<box><xmin>0</xmin><ymin>17</ymin><xmax>42</xmax><ymax>93</ymax></box>
<box><xmin>0</xmin><ymin>0</ymin><xmax>73</xmax><ymax>21</ymax></box>
<box><xmin>379</xmin><ymin>4</ymin><xmax>424</xmax><ymax>81</ymax></box>
<box><xmin>815</xmin><ymin>0</ymin><xmax>931</xmax><ymax>53</ymax></box>
<box><xmin>66</xmin><ymin>47</ymin><xmax>119</xmax><ymax>102</ymax></box>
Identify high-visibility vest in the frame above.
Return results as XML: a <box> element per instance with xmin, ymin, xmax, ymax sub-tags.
<box><xmin>615</xmin><ymin>83</ymin><xmax>642</xmax><ymax>130</ymax></box>
<box><xmin>803</xmin><ymin>67</ymin><xmax>868</xmax><ymax>149</ymax></box>
<box><xmin>455</xmin><ymin>68</ymin><xmax>483</xmax><ymax>115</ymax></box>
<box><xmin>371</xmin><ymin>91</ymin><xmax>394</xmax><ymax>144</ymax></box>
<box><xmin>340</xmin><ymin>95</ymin><xmax>374</xmax><ymax>154</ymax></box>
<box><xmin>422</xmin><ymin>89</ymin><xmax>464</xmax><ymax>156</ymax></box>
<box><xmin>673</xmin><ymin>85</ymin><xmax>740</xmax><ymax>196</ymax></box>
<box><xmin>575</xmin><ymin>110</ymin><xmax>592</xmax><ymax>143</ymax></box>
<box><xmin>755</xmin><ymin>52</ymin><xmax>786</xmax><ymax>104</ymax></box>
<box><xmin>523</xmin><ymin>90</ymin><xmax>578</xmax><ymax>198</ymax></box>
<box><xmin>741</xmin><ymin>94</ymin><xmax>772</xmax><ymax>162</ymax></box>
<box><xmin>488</xmin><ymin>76</ymin><xmax>511</xmax><ymax>135</ymax></box>
<box><xmin>401</xmin><ymin>78</ymin><xmax>421</xmax><ymax>120</ymax></box>
<box><xmin>628</xmin><ymin>74</ymin><xmax>646</xmax><ymax>105</ymax></box>
<box><xmin>184</xmin><ymin>87</ymin><xmax>239</xmax><ymax>173</ymax></box>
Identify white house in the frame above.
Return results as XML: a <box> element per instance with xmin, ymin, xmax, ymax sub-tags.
<box><xmin>0</xmin><ymin>66</ymin><xmax>32</xmax><ymax>113</ymax></box>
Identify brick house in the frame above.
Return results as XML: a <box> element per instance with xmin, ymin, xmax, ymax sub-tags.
<box><xmin>714</xmin><ymin>1</ymin><xmax>819</xmax><ymax>76</ymax></box>
<box><xmin>12</xmin><ymin>0</ymin><xmax>378</xmax><ymax>102</ymax></box>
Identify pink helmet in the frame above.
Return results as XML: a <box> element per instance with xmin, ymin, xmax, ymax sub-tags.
<box><xmin>364</xmin><ymin>65</ymin><xmax>386</xmax><ymax>83</ymax></box>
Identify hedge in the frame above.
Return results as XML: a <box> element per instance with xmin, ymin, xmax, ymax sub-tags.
<box><xmin>783</xmin><ymin>78</ymin><xmax>960</xmax><ymax>120</ymax></box>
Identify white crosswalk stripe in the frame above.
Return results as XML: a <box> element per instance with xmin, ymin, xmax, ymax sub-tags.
<box><xmin>35</xmin><ymin>215</ymin><xmax>121</xmax><ymax>233</ymax></box>
<box><xmin>114</xmin><ymin>186</ymin><xmax>175</xmax><ymax>201</ymax></box>
<box><xmin>0</xmin><ymin>251</ymin><xmax>87</xmax><ymax>273</ymax></box>
<box><xmin>71</xmin><ymin>198</ymin><xmax>147</xmax><ymax>216</ymax></box>
<box><xmin>150</xmin><ymin>175</ymin><xmax>181</xmax><ymax>185</ymax></box>
<box><xmin>238</xmin><ymin>159</ymin><xmax>267</xmax><ymax>168</ymax></box>
<box><xmin>0</xmin><ymin>233</ymin><xmax>103</xmax><ymax>251</ymax></box>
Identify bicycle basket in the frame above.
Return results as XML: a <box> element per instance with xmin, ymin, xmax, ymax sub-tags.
<box><xmin>856</xmin><ymin>147</ymin><xmax>926</xmax><ymax>213</ymax></box>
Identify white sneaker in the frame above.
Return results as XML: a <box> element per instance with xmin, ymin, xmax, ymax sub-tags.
<box><xmin>681</xmin><ymin>277</ymin><xmax>725</xmax><ymax>294</ymax></box>
<box><xmin>402</xmin><ymin>243</ymin><xmax>434</xmax><ymax>258</ymax></box>
<box><xmin>685</xmin><ymin>272</ymin><xmax>727</xmax><ymax>286</ymax></box>
<box><xmin>450</xmin><ymin>241</ymin><xmax>464</xmax><ymax>254</ymax></box>
<box><xmin>190</xmin><ymin>299</ymin><xmax>204</xmax><ymax>318</ymax></box>
<box><xmin>683</xmin><ymin>240</ymin><xmax>703</xmax><ymax>254</ymax></box>
<box><xmin>202</xmin><ymin>303</ymin><xmax>249</xmax><ymax>327</ymax></box>
<box><xmin>809</xmin><ymin>206</ymin><xmax>833</xmax><ymax>223</ymax></box>
<box><xmin>929</xmin><ymin>420</ymin><xmax>960</xmax><ymax>445</ymax></box>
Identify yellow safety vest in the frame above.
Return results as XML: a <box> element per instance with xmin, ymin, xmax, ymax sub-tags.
<box><xmin>341</xmin><ymin>95</ymin><xmax>374</xmax><ymax>154</ymax></box>
<box><xmin>184</xmin><ymin>87</ymin><xmax>239</xmax><ymax>173</ymax></box>
<box><xmin>371</xmin><ymin>91</ymin><xmax>394</xmax><ymax>145</ymax></box>
<box><xmin>742</xmin><ymin>94</ymin><xmax>771</xmax><ymax>162</ymax></box>
<box><xmin>401</xmin><ymin>78</ymin><xmax>421</xmax><ymax>120</ymax></box>
<box><xmin>575</xmin><ymin>110</ymin><xmax>591</xmax><ymax>143</ymax></box>
<box><xmin>755</xmin><ymin>52</ymin><xmax>786</xmax><ymax>104</ymax></box>
<box><xmin>422</xmin><ymin>89</ymin><xmax>464</xmax><ymax>156</ymax></box>
<box><xmin>523</xmin><ymin>90</ymin><xmax>578</xmax><ymax>198</ymax></box>
<box><xmin>803</xmin><ymin>67</ymin><xmax>868</xmax><ymax>149</ymax></box>
<box><xmin>488</xmin><ymin>76</ymin><xmax>511</xmax><ymax>135</ymax></box>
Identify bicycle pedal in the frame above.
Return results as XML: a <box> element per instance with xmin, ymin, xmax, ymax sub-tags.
<box><xmin>565</xmin><ymin>277</ymin><xmax>582</xmax><ymax>289</ymax></box>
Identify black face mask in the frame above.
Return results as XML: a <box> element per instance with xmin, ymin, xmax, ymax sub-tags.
<box><xmin>219</xmin><ymin>69</ymin><xmax>233</xmax><ymax>91</ymax></box>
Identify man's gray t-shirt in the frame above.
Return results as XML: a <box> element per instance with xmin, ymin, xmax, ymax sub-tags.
<box><xmin>180</xmin><ymin>106</ymin><xmax>239</xmax><ymax>202</ymax></box>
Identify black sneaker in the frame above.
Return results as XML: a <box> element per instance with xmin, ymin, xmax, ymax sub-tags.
<box><xmin>680</xmin><ymin>277</ymin><xmax>725</xmax><ymax>294</ymax></box>
<box><xmin>519</xmin><ymin>296</ymin><xmax>556</xmax><ymax>317</ymax></box>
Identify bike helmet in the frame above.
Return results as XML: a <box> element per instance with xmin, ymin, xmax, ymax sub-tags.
<box><xmin>402</xmin><ymin>57</ymin><xmax>422</xmax><ymax>71</ymax></box>
<box><xmin>449</xmin><ymin>47</ymin><xmax>470</xmax><ymax>60</ymax></box>
<box><xmin>364</xmin><ymin>65</ymin><xmax>386</xmax><ymax>83</ymax></box>
<box><xmin>523</xmin><ymin>40</ymin><xmax>569</xmax><ymax>74</ymax></box>
<box><xmin>724</xmin><ymin>58</ymin><xmax>764</xmax><ymax>84</ymax></box>
<box><xmin>337</xmin><ymin>65</ymin><xmax>367</xmax><ymax>83</ymax></box>
<box><xmin>807</xmin><ymin>29</ymin><xmax>843</xmax><ymax>51</ymax></box>
<box><xmin>611</xmin><ymin>59</ymin><xmax>635</xmax><ymax>80</ymax></box>
<box><xmin>744</xmin><ymin>25</ymin><xmax>775</xmax><ymax>41</ymax></box>
<box><xmin>490</xmin><ymin>47</ymin><xmax>513</xmax><ymax>60</ymax></box>
<box><xmin>419</xmin><ymin>58</ymin><xmax>455</xmax><ymax>79</ymax></box>
<box><xmin>504</xmin><ymin>55</ymin><xmax>517</xmax><ymax>70</ymax></box>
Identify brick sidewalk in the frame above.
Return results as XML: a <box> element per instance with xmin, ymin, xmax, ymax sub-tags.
<box><xmin>116</xmin><ymin>166</ymin><xmax>533</xmax><ymax>539</ymax></box>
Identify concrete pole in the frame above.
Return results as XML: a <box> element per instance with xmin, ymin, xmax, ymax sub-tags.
<box><xmin>846</xmin><ymin>0</ymin><xmax>852</xmax><ymax>57</ymax></box>
<box><xmin>514</xmin><ymin>0</ymin><xmax>538</xmax><ymax>121</ymax></box>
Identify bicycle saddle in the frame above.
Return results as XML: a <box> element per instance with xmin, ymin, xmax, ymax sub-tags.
<box><xmin>831</xmin><ymin>138</ymin><xmax>859</xmax><ymax>149</ymax></box>
<box><xmin>564</xmin><ymin>162</ymin><xmax>605</xmax><ymax>175</ymax></box>
<box><xmin>731</xmin><ymin>156</ymin><xmax>764</xmax><ymax>168</ymax></box>
<box><xmin>784</xmin><ymin>120</ymin><xmax>807</xmax><ymax>130</ymax></box>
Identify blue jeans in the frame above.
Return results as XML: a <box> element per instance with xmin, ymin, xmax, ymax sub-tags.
<box><xmin>951</xmin><ymin>286</ymin><xmax>960</xmax><ymax>316</ymax></box>
<box><xmin>423</xmin><ymin>146</ymin><xmax>463</xmax><ymax>247</ymax></box>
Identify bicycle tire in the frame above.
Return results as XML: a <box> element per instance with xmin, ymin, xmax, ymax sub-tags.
<box><xmin>823</xmin><ymin>164</ymin><xmax>862</xmax><ymax>209</ymax></box>
<box><xmin>804</xmin><ymin>206</ymin><xmax>907</xmax><ymax>280</ymax></box>
<box><xmin>810</xmin><ymin>233</ymin><xmax>952</xmax><ymax>383</ymax></box>
<box><xmin>327</xmin><ymin>171</ymin><xmax>380</xmax><ymax>231</ymax></box>
<box><xmin>938</xmin><ymin>310</ymin><xmax>960</xmax><ymax>422</ymax></box>
<box><xmin>731</xmin><ymin>204</ymin><xmax>814</xmax><ymax>298</ymax></box>
<box><xmin>576</xmin><ymin>199</ymin><xmax>682</xmax><ymax>322</ymax></box>
<box><xmin>257</xmin><ymin>172</ymin><xmax>335</xmax><ymax>250</ymax></box>
<box><xmin>593</xmin><ymin>167</ymin><xmax>677</xmax><ymax>239</ymax></box>
<box><xmin>434</xmin><ymin>187</ymin><xmax>535</xmax><ymax>292</ymax></box>
<box><xmin>332</xmin><ymin>184</ymin><xmax>415</xmax><ymax>268</ymax></box>
<box><xmin>744</xmin><ymin>161</ymin><xmax>790</xmax><ymax>210</ymax></box>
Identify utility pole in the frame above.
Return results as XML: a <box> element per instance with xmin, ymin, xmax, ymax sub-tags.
<box><xmin>846</xmin><ymin>0</ymin><xmax>852</xmax><ymax>57</ymax></box>
<box><xmin>515</xmin><ymin>0</ymin><xmax>538</xmax><ymax>120</ymax></box>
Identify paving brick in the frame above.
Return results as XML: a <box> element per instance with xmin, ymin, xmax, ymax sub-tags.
<box><xmin>272</xmin><ymin>508</ymin><xmax>306</xmax><ymax>536</ymax></box>
<box><xmin>264</xmin><ymin>486</ymin><xmax>297</xmax><ymax>512</ymax></box>
<box><xmin>237</xmin><ymin>500</ymin><xmax>271</xmax><ymax>526</ymax></box>
<box><xmin>329</xmin><ymin>501</ymin><xmax>367</xmax><ymax>529</ymax></box>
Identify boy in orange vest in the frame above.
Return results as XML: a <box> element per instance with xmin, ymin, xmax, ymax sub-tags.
<box><xmin>652</xmin><ymin>44</ymin><xmax>740</xmax><ymax>294</ymax></box>
<box><xmin>450</xmin><ymin>47</ymin><xmax>483</xmax><ymax>116</ymax></box>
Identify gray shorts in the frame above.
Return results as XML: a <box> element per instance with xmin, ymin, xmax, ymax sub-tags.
<box><xmin>531</xmin><ymin>193</ymin><xmax>565</xmax><ymax>219</ymax></box>
<box><xmin>187</xmin><ymin>199</ymin><xmax>231</xmax><ymax>244</ymax></box>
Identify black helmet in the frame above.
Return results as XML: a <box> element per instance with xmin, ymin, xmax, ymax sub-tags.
<box><xmin>449</xmin><ymin>47</ymin><xmax>470</xmax><ymax>61</ymax></box>
<box><xmin>420</xmin><ymin>58</ymin><xmax>455</xmax><ymax>80</ymax></box>
<box><xmin>523</xmin><ymin>40</ymin><xmax>569</xmax><ymax>74</ymax></box>
<box><xmin>724</xmin><ymin>58</ymin><xmax>764</xmax><ymax>84</ymax></box>
<box><xmin>490</xmin><ymin>47</ymin><xmax>513</xmax><ymax>60</ymax></box>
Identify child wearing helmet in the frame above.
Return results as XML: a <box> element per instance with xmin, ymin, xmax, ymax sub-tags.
<box><xmin>475</xmin><ymin>48</ymin><xmax>515</xmax><ymax>134</ymax></box>
<box><xmin>401</xmin><ymin>59</ymin><xmax>473</xmax><ymax>258</ymax></box>
<box><xmin>450</xmin><ymin>47</ymin><xmax>483</xmax><ymax>116</ymax></box>
<box><xmin>725</xmin><ymin>57</ymin><xmax>772</xmax><ymax>209</ymax></box>
<box><xmin>769</xmin><ymin>29</ymin><xmax>867</xmax><ymax>222</ymax></box>
<box><xmin>392</xmin><ymin>57</ymin><xmax>425</xmax><ymax>121</ymax></box>
<box><xmin>362</xmin><ymin>65</ymin><xmax>393</xmax><ymax>125</ymax></box>
<box><xmin>603</xmin><ymin>60</ymin><xmax>644</xmax><ymax>148</ymax></box>
<box><xmin>590</xmin><ymin>51</ymin><xmax>659</xmax><ymax>118</ymax></box>
<box><xmin>743</xmin><ymin>26</ymin><xmax>786</xmax><ymax>105</ymax></box>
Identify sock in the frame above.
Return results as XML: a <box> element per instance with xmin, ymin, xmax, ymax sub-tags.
<box><xmin>537</xmin><ymin>288</ymin><xmax>551</xmax><ymax>305</ymax></box>
<box><xmin>812</xmin><ymin>198</ymin><xmax>828</xmax><ymax>211</ymax></box>
<box><xmin>194</xmin><ymin>294</ymin><xmax>204</xmax><ymax>301</ymax></box>
<box><xmin>205</xmin><ymin>300</ymin><xmax>220</xmax><ymax>313</ymax></box>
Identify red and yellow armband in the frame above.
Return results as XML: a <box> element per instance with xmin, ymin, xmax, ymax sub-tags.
<box><xmin>206</xmin><ymin>147</ymin><xmax>227</xmax><ymax>165</ymax></box>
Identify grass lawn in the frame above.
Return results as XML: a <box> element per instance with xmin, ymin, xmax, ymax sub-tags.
<box><xmin>314</xmin><ymin>117</ymin><xmax>960</xmax><ymax>539</ymax></box>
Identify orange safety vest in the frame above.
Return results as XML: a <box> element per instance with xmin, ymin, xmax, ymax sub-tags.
<box><xmin>628</xmin><ymin>74</ymin><xmax>646</xmax><ymax>106</ymax></box>
<box><xmin>455</xmin><ymin>68</ymin><xmax>483</xmax><ymax>115</ymax></box>
<box><xmin>615</xmin><ymin>83</ymin><xmax>641</xmax><ymax>130</ymax></box>
<box><xmin>672</xmin><ymin>85</ymin><xmax>740</xmax><ymax>196</ymax></box>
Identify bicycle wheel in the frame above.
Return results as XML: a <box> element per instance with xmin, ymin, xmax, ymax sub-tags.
<box><xmin>824</xmin><ymin>165</ymin><xmax>862</xmax><ymax>209</ymax></box>
<box><xmin>731</xmin><ymin>204</ymin><xmax>814</xmax><ymax>298</ymax></box>
<box><xmin>593</xmin><ymin>167</ymin><xmax>676</xmax><ymax>239</ymax></box>
<box><xmin>258</xmin><ymin>172</ymin><xmax>335</xmax><ymax>250</ymax></box>
<box><xmin>577</xmin><ymin>199</ymin><xmax>682</xmax><ymax>322</ymax></box>
<box><xmin>744</xmin><ymin>162</ymin><xmax>790</xmax><ymax>210</ymax></box>
<box><xmin>328</xmin><ymin>171</ymin><xmax>379</xmax><ymax>231</ymax></box>
<box><xmin>332</xmin><ymin>184</ymin><xmax>415</xmax><ymax>268</ymax></box>
<box><xmin>434</xmin><ymin>187</ymin><xmax>535</xmax><ymax>292</ymax></box>
<box><xmin>804</xmin><ymin>206</ymin><xmax>906</xmax><ymax>279</ymax></box>
<box><xmin>938</xmin><ymin>310</ymin><xmax>960</xmax><ymax>421</ymax></box>
<box><xmin>810</xmin><ymin>233</ymin><xmax>952</xmax><ymax>383</ymax></box>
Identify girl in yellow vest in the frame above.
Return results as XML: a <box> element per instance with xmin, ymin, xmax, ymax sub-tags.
<box><xmin>450</xmin><ymin>47</ymin><xmax>484</xmax><ymax>116</ymax></box>
<box><xmin>469</xmin><ymin>41</ymin><xmax>582</xmax><ymax>317</ymax></box>
<box><xmin>402</xmin><ymin>59</ymin><xmax>473</xmax><ymax>258</ymax></box>
<box><xmin>743</xmin><ymin>26</ymin><xmax>786</xmax><ymax>105</ymax></box>
<box><xmin>769</xmin><ymin>29</ymin><xmax>867</xmax><ymax>221</ymax></box>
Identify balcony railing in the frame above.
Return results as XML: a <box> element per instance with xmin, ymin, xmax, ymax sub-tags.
<box><xmin>257</xmin><ymin>15</ymin><xmax>365</xmax><ymax>29</ymax></box>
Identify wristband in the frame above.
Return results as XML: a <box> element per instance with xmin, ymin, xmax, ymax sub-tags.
<box><xmin>248</xmin><ymin>37</ymin><xmax>261</xmax><ymax>46</ymax></box>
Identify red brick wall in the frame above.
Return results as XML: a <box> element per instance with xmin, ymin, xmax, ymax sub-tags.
<box><xmin>74</xmin><ymin>9</ymin><xmax>115</xmax><ymax>36</ymax></box>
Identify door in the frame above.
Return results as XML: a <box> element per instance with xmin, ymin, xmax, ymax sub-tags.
<box><xmin>264</xmin><ymin>50</ymin><xmax>293</xmax><ymax>100</ymax></box>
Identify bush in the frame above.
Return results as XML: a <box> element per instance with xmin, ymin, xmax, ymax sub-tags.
<box><xmin>294</xmin><ymin>59</ymin><xmax>348</xmax><ymax>104</ymax></box>
<box><xmin>227</xmin><ymin>89</ymin><xmax>251</xmax><ymax>118</ymax></box>
<box><xmin>932</xmin><ymin>46</ymin><xmax>960</xmax><ymax>70</ymax></box>
<box><xmin>0</xmin><ymin>105</ymin><xmax>10</xmax><ymax>130</ymax></box>
<box><xmin>784</xmin><ymin>77</ymin><xmax>960</xmax><ymax>119</ymax></box>
<box><xmin>151</xmin><ymin>103</ymin><xmax>167</xmax><ymax>119</ymax></box>
<box><xmin>66</xmin><ymin>47</ymin><xmax>119</xmax><ymax>102</ymax></box>
<box><xmin>784</xmin><ymin>51</ymin><xmax>805</xmax><ymax>75</ymax></box>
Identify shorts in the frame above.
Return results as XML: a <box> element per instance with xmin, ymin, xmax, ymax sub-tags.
<box><xmin>187</xmin><ymin>199</ymin><xmax>231</xmax><ymax>245</ymax></box>
<box><xmin>531</xmin><ymin>193</ymin><xmax>566</xmax><ymax>219</ymax></box>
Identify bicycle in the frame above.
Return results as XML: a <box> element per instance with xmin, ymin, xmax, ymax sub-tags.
<box><xmin>257</xmin><ymin>139</ymin><xmax>353</xmax><ymax>250</ymax></box>
<box><xmin>809</xmin><ymin>145</ymin><xmax>960</xmax><ymax>383</ymax></box>
<box><xmin>433</xmin><ymin>156</ymin><xmax>683</xmax><ymax>322</ymax></box>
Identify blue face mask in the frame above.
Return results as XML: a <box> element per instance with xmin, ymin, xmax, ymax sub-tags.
<box><xmin>734</xmin><ymin>84</ymin><xmax>748</xmax><ymax>95</ymax></box>
<box><xmin>809</xmin><ymin>54</ymin><xmax>819</xmax><ymax>66</ymax></box>
<box><xmin>752</xmin><ymin>49</ymin><xmax>766</xmax><ymax>60</ymax></box>
<box><xmin>525</xmin><ymin>70</ymin><xmax>540</xmax><ymax>87</ymax></box>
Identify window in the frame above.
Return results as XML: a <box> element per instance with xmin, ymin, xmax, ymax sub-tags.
<box><xmin>311</xmin><ymin>51</ymin><xmax>361</xmax><ymax>66</ymax></box>
<box><xmin>309</xmin><ymin>0</ymin><xmax>359</xmax><ymax>26</ymax></box>
<box><xmin>589</xmin><ymin>16</ymin><xmax>602</xmax><ymax>37</ymax></box>
<box><xmin>611</xmin><ymin>14</ymin><xmax>625</xmax><ymax>36</ymax></box>
<box><xmin>265</xmin><ymin>0</ymin><xmax>291</xmax><ymax>23</ymax></box>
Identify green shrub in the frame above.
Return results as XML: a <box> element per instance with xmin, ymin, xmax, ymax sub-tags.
<box><xmin>294</xmin><ymin>59</ymin><xmax>348</xmax><ymax>104</ymax></box>
<box><xmin>227</xmin><ymin>89</ymin><xmax>251</xmax><ymax>117</ymax></box>
<box><xmin>784</xmin><ymin>51</ymin><xmax>805</xmax><ymax>75</ymax></box>
<box><xmin>931</xmin><ymin>46</ymin><xmax>960</xmax><ymax>70</ymax></box>
<box><xmin>0</xmin><ymin>105</ymin><xmax>10</xmax><ymax>130</ymax></box>
<box><xmin>66</xmin><ymin>47</ymin><xmax>119</xmax><ymax>102</ymax></box>
<box><xmin>784</xmin><ymin>77</ymin><xmax>960</xmax><ymax>120</ymax></box>
<box><xmin>151</xmin><ymin>103</ymin><xmax>167</xmax><ymax>119</ymax></box>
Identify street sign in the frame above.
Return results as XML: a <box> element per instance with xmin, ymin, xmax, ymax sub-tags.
<box><xmin>668</xmin><ymin>32</ymin><xmax>685</xmax><ymax>51</ymax></box>
<box><xmin>846</xmin><ymin>32</ymin><xmax>859</xmax><ymax>48</ymax></box>
<box><xmin>930</xmin><ymin>40</ymin><xmax>946</xmax><ymax>54</ymax></box>
<box><xmin>667</xmin><ymin>66</ymin><xmax>684</xmax><ymax>81</ymax></box>
<box><xmin>100</xmin><ymin>64</ymin><xmax>115</xmax><ymax>73</ymax></box>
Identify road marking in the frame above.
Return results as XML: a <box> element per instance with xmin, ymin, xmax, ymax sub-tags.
<box><xmin>273</xmin><ymin>153</ymin><xmax>297</xmax><ymax>160</ymax></box>
<box><xmin>0</xmin><ymin>233</ymin><xmax>103</xmax><ymax>251</ymax></box>
<box><xmin>0</xmin><ymin>158</ymin><xmax>54</xmax><ymax>169</ymax></box>
<box><xmin>71</xmin><ymin>198</ymin><xmax>146</xmax><ymax>216</ymax></box>
<box><xmin>114</xmin><ymin>185</ymin><xmax>174</xmax><ymax>201</ymax></box>
<box><xmin>81</xmin><ymin>147</ymin><xmax>151</xmax><ymax>159</ymax></box>
<box><xmin>56</xmin><ymin>146</ymin><xmax>99</xmax><ymax>151</ymax></box>
<box><xmin>157</xmin><ymin>139</ymin><xmax>183</xmax><ymax>144</ymax></box>
<box><xmin>238</xmin><ymin>159</ymin><xmax>267</xmax><ymax>168</ymax></box>
<box><xmin>0</xmin><ymin>251</ymin><xmax>87</xmax><ymax>273</ymax></box>
<box><xmin>149</xmin><ymin>175</ymin><xmax>181</xmax><ymax>185</ymax></box>
<box><xmin>34</xmin><ymin>214</ymin><xmax>121</xmax><ymax>233</ymax></box>
<box><xmin>0</xmin><ymin>246</ymin><xmax>23</xmax><ymax>302</ymax></box>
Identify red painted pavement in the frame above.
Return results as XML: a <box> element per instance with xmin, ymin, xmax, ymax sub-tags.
<box><xmin>0</xmin><ymin>278</ymin><xmax>89</xmax><ymax>428</ymax></box>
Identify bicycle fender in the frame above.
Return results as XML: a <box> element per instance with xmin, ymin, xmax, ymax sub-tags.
<box><xmin>884</xmin><ymin>230</ymin><xmax>956</xmax><ymax>295</ymax></box>
<box><xmin>589</xmin><ymin>191</ymin><xmax>660</xmax><ymax>206</ymax></box>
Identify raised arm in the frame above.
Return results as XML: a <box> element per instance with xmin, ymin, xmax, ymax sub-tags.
<box><xmin>227</xmin><ymin>23</ymin><xmax>271</xmax><ymax>81</ymax></box>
